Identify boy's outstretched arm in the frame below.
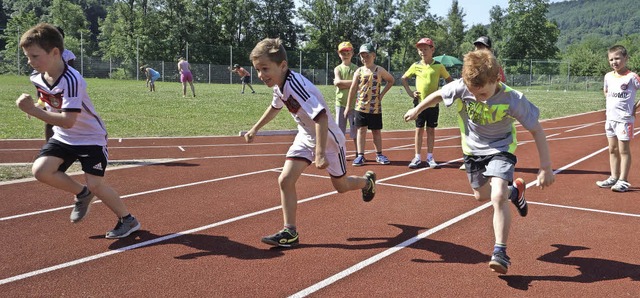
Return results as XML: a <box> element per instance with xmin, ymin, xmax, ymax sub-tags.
<box><xmin>528</xmin><ymin>121</ymin><xmax>555</xmax><ymax>189</ymax></box>
<box><xmin>403</xmin><ymin>90</ymin><xmax>443</xmax><ymax>122</ymax></box>
<box><xmin>244</xmin><ymin>105</ymin><xmax>280</xmax><ymax>143</ymax></box>
<box><xmin>16</xmin><ymin>93</ymin><xmax>78</xmax><ymax>128</ymax></box>
<box><xmin>314</xmin><ymin>111</ymin><xmax>329</xmax><ymax>169</ymax></box>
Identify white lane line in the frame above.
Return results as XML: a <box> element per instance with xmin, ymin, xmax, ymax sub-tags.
<box><xmin>0</xmin><ymin>168</ymin><xmax>278</xmax><ymax>221</ymax></box>
<box><xmin>289</xmin><ymin>203</ymin><xmax>493</xmax><ymax>298</ymax></box>
<box><xmin>288</xmin><ymin>132</ymin><xmax>640</xmax><ymax>297</ymax></box>
<box><xmin>529</xmin><ymin>202</ymin><xmax>640</xmax><ymax>218</ymax></box>
<box><xmin>178</xmin><ymin>146</ymin><xmax>185</xmax><ymax>152</ymax></box>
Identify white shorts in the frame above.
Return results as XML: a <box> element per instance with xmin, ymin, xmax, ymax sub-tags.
<box><xmin>605</xmin><ymin>120</ymin><xmax>634</xmax><ymax>141</ymax></box>
<box><xmin>286</xmin><ymin>131</ymin><xmax>348</xmax><ymax>177</ymax></box>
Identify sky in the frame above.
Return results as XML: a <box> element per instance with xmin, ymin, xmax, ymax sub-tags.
<box><xmin>429</xmin><ymin>0</ymin><xmax>567</xmax><ymax>25</ymax></box>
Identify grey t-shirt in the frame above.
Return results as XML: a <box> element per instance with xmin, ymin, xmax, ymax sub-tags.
<box><xmin>441</xmin><ymin>79</ymin><xmax>540</xmax><ymax>156</ymax></box>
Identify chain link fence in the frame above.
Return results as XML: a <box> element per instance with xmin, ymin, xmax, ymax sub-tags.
<box><xmin>1</xmin><ymin>47</ymin><xmax>602</xmax><ymax>91</ymax></box>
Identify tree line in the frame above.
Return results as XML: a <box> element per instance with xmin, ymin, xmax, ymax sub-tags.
<box><xmin>0</xmin><ymin>0</ymin><xmax>637</xmax><ymax>77</ymax></box>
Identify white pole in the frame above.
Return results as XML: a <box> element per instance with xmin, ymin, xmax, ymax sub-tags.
<box><xmin>17</xmin><ymin>26</ymin><xmax>20</xmax><ymax>75</ymax></box>
<box><xmin>80</xmin><ymin>31</ymin><xmax>84</xmax><ymax>75</ymax></box>
<box><xmin>136</xmin><ymin>37</ymin><xmax>139</xmax><ymax>81</ymax></box>
<box><xmin>186</xmin><ymin>42</ymin><xmax>189</xmax><ymax>61</ymax></box>
<box><xmin>299</xmin><ymin>50</ymin><xmax>302</xmax><ymax>74</ymax></box>
<box><xmin>230</xmin><ymin>46</ymin><xmax>233</xmax><ymax>84</ymax></box>
<box><xmin>325</xmin><ymin>52</ymin><xmax>329</xmax><ymax>85</ymax></box>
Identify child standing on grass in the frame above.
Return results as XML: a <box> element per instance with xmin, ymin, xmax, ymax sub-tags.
<box><xmin>244</xmin><ymin>38</ymin><xmax>377</xmax><ymax>247</ymax></box>
<box><xmin>178</xmin><ymin>57</ymin><xmax>196</xmax><ymax>97</ymax></box>
<box><xmin>333</xmin><ymin>41</ymin><xmax>358</xmax><ymax>150</ymax></box>
<box><xmin>596</xmin><ymin>45</ymin><xmax>640</xmax><ymax>192</ymax></box>
<box><xmin>401</xmin><ymin>38</ymin><xmax>453</xmax><ymax>169</ymax></box>
<box><xmin>230</xmin><ymin>64</ymin><xmax>256</xmax><ymax>94</ymax></box>
<box><xmin>16</xmin><ymin>23</ymin><xmax>140</xmax><ymax>239</ymax></box>
<box><xmin>345</xmin><ymin>43</ymin><xmax>395</xmax><ymax>166</ymax></box>
<box><xmin>141</xmin><ymin>65</ymin><xmax>160</xmax><ymax>92</ymax></box>
<box><xmin>404</xmin><ymin>50</ymin><xmax>555</xmax><ymax>274</ymax></box>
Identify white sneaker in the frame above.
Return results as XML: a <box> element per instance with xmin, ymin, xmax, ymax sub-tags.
<box><xmin>596</xmin><ymin>176</ymin><xmax>618</xmax><ymax>188</ymax></box>
<box><xmin>611</xmin><ymin>180</ymin><xmax>630</xmax><ymax>192</ymax></box>
<box><xmin>426</xmin><ymin>158</ymin><xmax>438</xmax><ymax>169</ymax></box>
<box><xmin>408</xmin><ymin>157</ymin><xmax>422</xmax><ymax>169</ymax></box>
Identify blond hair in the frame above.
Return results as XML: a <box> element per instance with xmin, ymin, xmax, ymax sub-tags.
<box><xmin>19</xmin><ymin>23</ymin><xmax>64</xmax><ymax>54</ymax></box>
<box><xmin>462</xmin><ymin>50</ymin><xmax>500</xmax><ymax>88</ymax></box>
<box><xmin>250</xmin><ymin>38</ymin><xmax>287</xmax><ymax>64</ymax></box>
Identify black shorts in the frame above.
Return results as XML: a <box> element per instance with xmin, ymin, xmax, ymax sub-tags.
<box><xmin>37</xmin><ymin>139</ymin><xmax>108</xmax><ymax>177</ymax></box>
<box><xmin>353</xmin><ymin>111</ymin><xmax>383</xmax><ymax>130</ymax></box>
<box><xmin>241</xmin><ymin>76</ymin><xmax>251</xmax><ymax>84</ymax></box>
<box><xmin>415</xmin><ymin>103</ymin><xmax>439</xmax><ymax>128</ymax></box>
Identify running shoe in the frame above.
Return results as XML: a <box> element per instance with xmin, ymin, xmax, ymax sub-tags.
<box><xmin>261</xmin><ymin>228</ymin><xmax>299</xmax><ymax>247</ymax></box>
<box><xmin>105</xmin><ymin>216</ymin><xmax>141</xmax><ymax>239</ymax></box>
<box><xmin>426</xmin><ymin>157</ymin><xmax>438</xmax><ymax>169</ymax></box>
<box><xmin>510</xmin><ymin>178</ymin><xmax>528</xmax><ymax>217</ymax></box>
<box><xmin>353</xmin><ymin>155</ymin><xmax>366</xmax><ymax>166</ymax></box>
<box><xmin>376</xmin><ymin>154</ymin><xmax>390</xmax><ymax>165</ymax></box>
<box><xmin>408</xmin><ymin>157</ymin><xmax>422</xmax><ymax>169</ymax></box>
<box><xmin>70</xmin><ymin>189</ymin><xmax>96</xmax><ymax>223</ymax></box>
<box><xmin>611</xmin><ymin>180</ymin><xmax>630</xmax><ymax>192</ymax></box>
<box><xmin>489</xmin><ymin>250</ymin><xmax>511</xmax><ymax>274</ymax></box>
<box><xmin>362</xmin><ymin>171</ymin><xmax>377</xmax><ymax>202</ymax></box>
<box><xmin>596</xmin><ymin>176</ymin><xmax>618</xmax><ymax>188</ymax></box>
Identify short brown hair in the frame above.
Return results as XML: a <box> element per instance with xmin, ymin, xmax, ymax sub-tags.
<box><xmin>462</xmin><ymin>50</ymin><xmax>500</xmax><ymax>88</ymax></box>
<box><xmin>608</xmin><ymin>45</ymin><xmax>628</xmax><ymax>57</ymax></box>
<box><xmin>250</xmin><ymin>38</ymin><xmax>287</xmax><ymax>64</ymax></box>
<box><xmin>19</xmin><ymin>23</ymin><xmax>64</xmax><ymax>54</ymax></box>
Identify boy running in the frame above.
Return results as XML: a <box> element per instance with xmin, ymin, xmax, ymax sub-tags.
<box><xmin>404</xmin><ymin>50</ymin><xmax>555</xmax><ymax>274</ymax></box>
<box><xmin>16</xmin><ymin>23</ymin><xmax>140</xmax><ymax>239</ymax></box>
<box><xmin>245</xmin><ymin>38</ymin><xmax>376</xmax><ymax>247</ymax></box>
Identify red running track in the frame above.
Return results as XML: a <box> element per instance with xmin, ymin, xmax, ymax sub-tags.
<box><xmin>1</xmin><ymin>110</ymin><xmax>639</xmax><ymax>297</ymax></box>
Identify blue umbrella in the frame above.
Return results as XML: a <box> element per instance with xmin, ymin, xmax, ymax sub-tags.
<box><xmin>434</xmin><ymin>55</ymin><xmax>463</xmax><ymax>67</ymax></box>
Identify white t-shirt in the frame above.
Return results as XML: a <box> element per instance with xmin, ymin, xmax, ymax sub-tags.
<box><xmin>31</xmin><ymin>65</ymin><xmax>108</xmax><ymax>146</ymax></box>
<box><xmin>62</xmin><ymin>49</ymin><xmax>76</xmax><ymax>64</ymax></box>
<box><xmin>604</xmin><ymin>70</ymin><xmax>640</xmax><ymax>123</ymax></box>
<box><xmin>271</xmin><ymin>69</ymin><xmax>345</xmax><ymax>148</ymax></box>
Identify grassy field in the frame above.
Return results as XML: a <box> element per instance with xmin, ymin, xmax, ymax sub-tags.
<box><xmin>0</xmin><ymin>74</ymin><xmax>604</xmax><ymax>139</ymax></box>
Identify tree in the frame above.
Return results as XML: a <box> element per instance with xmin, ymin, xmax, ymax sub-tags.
<box><xmin>0</xmin><ymin>11</ymin><xmax>38</xmax><ymax>74</ymax></box>
<box><xmin>441</xmin><ymin>0</ymin><xmax>465</xmax><ymax>58</ymax></box>
<box><xmin>502</xmin><ymin>0</ymin><xmax>559</xmax><ymax>60</ymax></box>
<box><xmin>488</xmin><ymin>5</ymin><xmax>504</xmax><ymax>56</ymax></box>
<box><xmin>298</xmin><ymin>0</ymin><xmax>369</xmax><ymax>53</ymax></box>
<box><xmin>389</xmin><ymin>0</ymin><xmax>439</xmax><ymax>70</ymax></box>
<box><xmin>44</xmin><ymin>0</ymin><xmax>92</xmax><ymax>56</ymax></box>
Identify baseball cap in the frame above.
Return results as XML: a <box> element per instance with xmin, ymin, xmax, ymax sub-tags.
<box><xmin>473</xmin><ymin>36</ymin><xmax>492</xmax><ymax>48</ymax></box>
<box><xmin>233</xmin><ymin>64</ymin><xmax>240</xmax><ymax>68</ymax></box>
<box><xmin>359</xmin><ymin>43</ymin><xmax>376</xmax><ymax>54</ymax></box>
<box><xmin>338</xmin><ymin>41</ymin><xmax>353</xmax><ymax>52</ymax></box>
<box><xmin>416</xmin><ymin>38</ymin><xmax>434</xmax><ymax>47</ymax></box>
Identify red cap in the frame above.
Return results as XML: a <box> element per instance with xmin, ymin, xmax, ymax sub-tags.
<box><xmin>416</xmin><ymin>38</ymin><xmax>434</xmax><ymax>48</ymax></box>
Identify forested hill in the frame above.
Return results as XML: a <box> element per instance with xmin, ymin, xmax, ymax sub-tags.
<box><xmin>548</xmin><ymin>0</ymin><xmax>640</xmax><ymax>49</ymax></box>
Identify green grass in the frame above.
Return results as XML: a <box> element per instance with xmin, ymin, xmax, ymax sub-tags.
<box><xmin>0</xmin><ymin>74</ymin><xmax>604</xmax><ymax>139</ymax></box>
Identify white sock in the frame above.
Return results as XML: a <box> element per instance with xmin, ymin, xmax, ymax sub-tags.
<box><xmin>427</xmin><ymin>153</ymin><xmax>433</xmax><ymax>160</ymax></box>
<box><xmin>415</xmin><ymin>154</ymin><xmax>421</xmax><ymax>160</ymax></box>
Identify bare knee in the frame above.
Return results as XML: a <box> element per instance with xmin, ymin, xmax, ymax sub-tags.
<box><xmin>278</xmin><ymin>174</ymin><xmax>296</xmax><ymax>190</ymax></box>
<box><xmin>31</xmin><ymin>165</ymin><xmax>49</xmax><ymax>182</ymax></box>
